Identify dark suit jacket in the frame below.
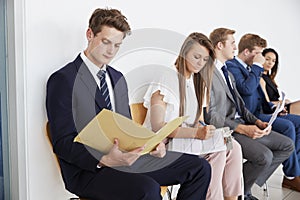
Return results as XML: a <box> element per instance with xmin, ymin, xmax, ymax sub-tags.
<box><xmin>226</xmin><ymin>58</ymin><xmax>273</xmax><ymax>116</ymax></box>
<box><xmin>46</xmin><ymin>54</ymin><xmax>131</xmax><ymax>194</ymax></box>
<box><xmin>205</xmin><ymin>67</ymin><xmax>257</xmax><ymax>130</ymax></box>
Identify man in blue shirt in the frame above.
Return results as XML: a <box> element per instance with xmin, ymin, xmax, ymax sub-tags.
<box><xmin>227</xmin><ymin>33</ymin><xmax>300</xmax><ymax>192</ymax></box>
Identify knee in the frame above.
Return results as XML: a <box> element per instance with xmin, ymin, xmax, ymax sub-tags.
<box><xmin>256</xmin><ymin>150</ymin><xmax>273</xmax><ymax>167</ymax></box>
<box><xmin>232</xmin><ymin>139</ymin><xmax>243</xmax><ymax>158</ymax></box>
<box><xmin>179</xmin><ymin>155</ymin><xmax>211</xmax><ymax>184</ymax></box>
<box><xmin>229</xmin><ymin>140</ymin><xmax>243</xmax><ymax>168</ymax></box>
<box><xmin>198</xmin><ymin>157</ymin><xmax>212</xmax><ymax>181</ymax></box>
<box><xmin>281</xmin><ymin>121</ymin><xmax>296</xmax><ymax>136</ymax></box>
<box><xmin>283</xmin><ymin>136</ymin><xmax>295</xmax><ymax>154</ymax></box>
<box><xmin>136</xmin><ymin>179</ymin><xmax>161</xmax><ymax>200</ymax></box>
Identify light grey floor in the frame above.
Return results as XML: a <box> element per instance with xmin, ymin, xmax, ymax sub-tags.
<box><xmin>252</xmin><ymin>165</ymin><xmax>300</xmax><ymax>200</ymax></box>
<box><xmin>163</xmin><ymin>165</ymin><xmax>300</xmax><ymax>200</ymax></box>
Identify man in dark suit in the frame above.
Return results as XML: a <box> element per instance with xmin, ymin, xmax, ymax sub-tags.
<box><xmin>206</xmin><ymin>28</ymin><xmax>294</xmax><ymax>200</ymax></box>
<box><xmin>46</xmin><ymin>8</ymin><xmax>211</xmax><ymax>200</ymax></box>
<box><xmin>227</xmin><ymin>33</ymin><xmax>300</xmax><ymax>192</ymax></box>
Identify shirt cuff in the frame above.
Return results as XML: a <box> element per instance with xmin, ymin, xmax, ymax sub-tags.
<box><xmin>97</xmin><ymin>161</ymin><xmax>105</xmax><ymax>169</ymax></box>
<box><xmin>96</xmin><ymin>164</ymin><xmax>102</xmax><ymax>169</ymax></box>
<box><xmin>253</xmin><ymin>62</ymin><xmax>263</xmax><ymax>68</ymax></box>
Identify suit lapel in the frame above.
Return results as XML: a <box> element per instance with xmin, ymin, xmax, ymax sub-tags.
<box><xmin>106</xmin><ymin>66</ymin><xmax>116</xmax><ymax>89</ymax></box>
<box><xmin>234</xmin><ymin>58</ymin><xmax>249</xmax><ymax>76</ymax></box>
<box><xmin>215</xmin><ymin>70</ymin><xmax>236</xmax><ymax>103</ymax></box>
<box><xmin>74</xmin><ymin>56</ymin><xmax>107</xmax><ymax>111</ymax></box>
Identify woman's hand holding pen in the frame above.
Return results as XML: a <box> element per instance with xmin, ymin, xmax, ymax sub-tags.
<box><xmin>196</xmin><ymin>123</ymin><xmax>216</xmax><ymax>140</ymax></box>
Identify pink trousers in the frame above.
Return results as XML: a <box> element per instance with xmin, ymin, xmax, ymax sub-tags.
<box><xmin>205</xmin><ymin>139</ymin><xmax>243</xmax><ymax>199</ymax></box>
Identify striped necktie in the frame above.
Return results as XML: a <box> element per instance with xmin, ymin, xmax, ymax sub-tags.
<box><xmin>97</xmin><ymin>70</ymin><xmax>112</xmax><ymax>110</ymax></box>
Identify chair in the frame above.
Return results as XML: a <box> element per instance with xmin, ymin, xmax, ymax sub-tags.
<box><xmin>46</xmin><ymin>123</ymin><xmax>89</xmax><ymax>200</ymax></box>
<box><xmin>263</xmin><ymin>182</ymin><xmax>269</xmax><ymax>197</ymax></box>
<box><xmin>241</xmin><ymin>158</ymin><xmax>270</xmax><ymax>198</ymax></box>
<box><xmin>47</xmin><ymin>120</ymin><xmax>171</xmax><ymax>200</ymax></box>
<box><xmin>130</xmin><ymin>103</ymin><xmax>172</xmax><ymax>200</ymax></box>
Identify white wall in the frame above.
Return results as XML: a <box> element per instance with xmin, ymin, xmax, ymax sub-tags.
<box><xmin>11</xmin><ymin>0</ymin><xmax>300</xmax><ymax>199</ymax></box>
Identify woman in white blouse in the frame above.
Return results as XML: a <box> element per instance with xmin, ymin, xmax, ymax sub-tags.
<box><xmin>143</xmin><ymin>32</ymin><xmax>243</xmax><ymax>200</ymax></box>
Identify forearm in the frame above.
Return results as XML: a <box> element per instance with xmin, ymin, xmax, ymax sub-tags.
<box><xmin>52</xmin><ymin>130</ymin><xmax>102</xmax><ymax>171</ymax></box>
<box><xmin>168</xmin><ymin>127</ymin><xmax>197</xmax><ymax>138</ymax></box>
<box><xmin>234</xmin><ymin>124</ymin><xmax>248</xmax><ymax>135</ymax></box>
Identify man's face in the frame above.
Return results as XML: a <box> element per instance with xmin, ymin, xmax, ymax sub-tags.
<box><xmin>222</xmin><ymin>34</ymin><xmax>237</xmax><ymax>60</ymax></box>
<box><xmin>245</xmin><ymin>46</ymin><xmax>263</xmax><ymax>65</ymax></box>
<box><xmin>85</xmin><ymin>25</ymin><xmax>124</xmax><ymax>68</ymax></box>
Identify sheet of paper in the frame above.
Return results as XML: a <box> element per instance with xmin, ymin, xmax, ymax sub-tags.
<box><xmin>168</xmin><ymin>127</ymin><xmax>229</xmax><ymax>155</ymax></box>
<box><xmin>264</xmin><ymin>91</ymin><xmax>286</xmax><ymax>131</ymax></box>
<box><xmin>74</xmin><ymin>109</ymin><xmax>187</xmax><ymax>155</ymax></box>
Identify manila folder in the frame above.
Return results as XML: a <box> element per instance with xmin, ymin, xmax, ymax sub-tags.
<box><xmin>74</xmin><ymin>109</ymin><xmax>187</xmax><ymax>155</ymax></box>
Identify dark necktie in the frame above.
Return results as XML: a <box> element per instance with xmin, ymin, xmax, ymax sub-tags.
<box><xmin>97</xmin><ymin>70</ymin><xmax>112</xmax><ymax>110</ymax></box>
<box><xmin>221</xmin><ymin>66</ymin><xmax>241</xmax><ymax>115</ymax></box>
<box><xmin>246</xmin><ymin>65</ymin><xmax>251</xmax><ymax>72</ymax></box>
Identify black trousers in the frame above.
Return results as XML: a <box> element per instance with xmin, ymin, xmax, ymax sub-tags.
<box><xmin>76</xmin><ymin>152</ymin><xmax>211</xmax><ymax>200</ymax></box>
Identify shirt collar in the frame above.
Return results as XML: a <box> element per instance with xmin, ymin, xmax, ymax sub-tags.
<box><xmin>215</xmin><ymin>59</ymin><xmax>225</xmax><ymax>70</ymax></box>
<box><xmin>80</xmin><ymin>52</ymin><xmax>107</xmax><ymax>76</ymax></box>
<box><xmin>235</xmin><ymin>56</ymin><xmax>248</xmax><ymax>69</ymax></box>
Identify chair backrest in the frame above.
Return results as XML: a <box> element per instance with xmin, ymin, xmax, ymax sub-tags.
<box><xmin>46</xmin><ymin>122</ymin><xmax>60</xmax><ymax>167</ymax></box>
<box><xmin>46</xmin><ymin>122</ymin><xmax>88</xmax><ymax>200</ymax></box>
<box><xmin>130</xmin><ymin>103</ymin><xmax>147</xmax><ymax>125</ymax></box>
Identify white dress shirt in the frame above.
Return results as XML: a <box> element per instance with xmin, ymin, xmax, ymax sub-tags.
<box><xmin>80</xmin><ymin>52</ymin><xmax>115</xmax><ymax>111</ymax></box>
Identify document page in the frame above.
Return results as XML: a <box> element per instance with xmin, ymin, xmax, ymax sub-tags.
<box><xmin>264</xmin><ymin>92</ymin><xmax>286</xmax><ymax>131</ymax></box>
<box><xmin>168</xmin><ymin>127</ymin><xmax>231</xmax><ymax>155</ymax></box>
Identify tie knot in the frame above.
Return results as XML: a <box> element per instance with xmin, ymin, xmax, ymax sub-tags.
<box><xmin>97</xmin><ymin>70</ymin><xmax>106</xmax><ymax>79</ymax></box>
<box><xmin>246</xmin><ymin>66</ymin><xmax>251</xmax><ymax>72</ymax></box>
<box><xmin>221</xmin><ymin>65</ymin><xmax>228</xmax><ymax>73</ymax></box>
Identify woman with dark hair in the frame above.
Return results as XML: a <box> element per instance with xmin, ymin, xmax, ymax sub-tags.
<box><xmin>261</xmin><ymin>48</ymin><xmax>300</xmax><ymax>115</ymax></box>
<box><xmin>143</xmin><ymin>32</ymin><xmax>243</xmax><ymax>200</ymax></box>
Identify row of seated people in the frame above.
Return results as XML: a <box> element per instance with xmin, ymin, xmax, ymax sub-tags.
<box><xmin>46</xmin><ymin>7</ymin><xmax>299</xmax><ymax>200</ymax></box>
<box><xmin>225</xmin><ymin>32</ymin><xmax>300</xmax><ymax>197</ymax></box>
<box><xmin>142</xmin><ymin>28</ymin><xmax>300</xmax><ymax>200</ymax></box>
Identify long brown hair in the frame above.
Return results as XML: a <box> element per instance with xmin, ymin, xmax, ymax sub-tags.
<box><xmin>175</xmin><ymin>32</ymin><xmax>215</xmax><ymax>124</ymax></box>
<box><xmin>262</xmin><ymin>48</ymin><xmax>279</xmax><ymax>87</ymax></box>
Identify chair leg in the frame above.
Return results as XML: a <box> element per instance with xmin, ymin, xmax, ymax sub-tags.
<box><xmin>166</xmin><ymin>187</ymin><xmax>172</xmax><ymax>200</ymax></box>
<box><xmin>263</xmin><ymin>182</ymin><xmax>269</xmax><ymax>197</ymax></box>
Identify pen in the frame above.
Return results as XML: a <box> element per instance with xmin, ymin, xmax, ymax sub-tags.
<box><xmin>199</xmin><ymin>120</ymin><xmax>207</xmax><ymax>126</ymax></box>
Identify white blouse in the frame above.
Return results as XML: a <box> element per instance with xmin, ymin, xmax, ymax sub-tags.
<box><xmin>143</xmin><ymin>67</ymin><xmax>203</xmax><ymax>155</ymax></box>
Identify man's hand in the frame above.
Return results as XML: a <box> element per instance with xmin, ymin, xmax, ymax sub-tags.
<box><xmin>255</xmin><ymin>119</ymin><xmax>268</xmax><ymax>129</ymax></box>
<box><xmin>235</xmin><ymin>124</ymin><xmax>268</xmax><ymax>139</ymax></box>
<box><xmin>253</xmin><ymin>53</ymin><xmax>265</xmax><ymax>65</ymax></box>
<box><xmin>149</xmin><ymin>142</ymin><xmax>166</xmax><ymax>158</ymax></box>
<box><xmin>99</xmin><ymin>139</ymin><xmax>144</xmax><ymax>167</ymax></box>
<box><xmin>278</xmin><ymin>107</ymin><xmax>288</xmax><ymax>116</ymax></box>
<box><xmin>196</xmin><ymin>125</ymin><xmax>215</xmax><ymax>140</ymax></box>
<box><xmin>255</xmin><ymin>119</ymin><xmax>272</xmax><ymax>135</ymax></box>
<box><xmin>272</xmin><ymin>103</ymin><xmax>288</xmax><ymax>116</ymax></box>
